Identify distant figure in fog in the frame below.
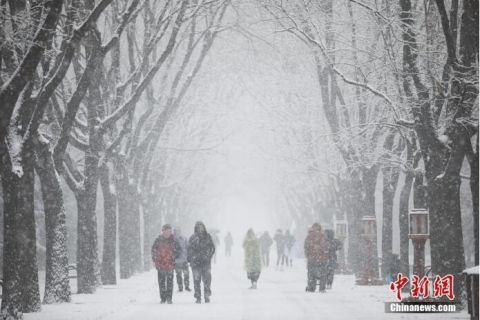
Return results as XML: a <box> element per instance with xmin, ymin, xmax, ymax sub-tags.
<box><xmin>304</xmin><ymin>223</ymin><xmax>328</xmax><ymax>292</ymax></box>
<box><xmin>274</xmin><ymin>229</ymin><xmax>287</xmax><ymax>270</ymax></box>
<box><xmin>224</xmin><ymin>232</ymin><xmax>234</xmax><ymax>257</ymax></box>
<box><xmin>285</xmin><ymin>230</ymin><xmax>296</xmax><ymax>267</ymax></box>
<box><xmin>211</xmin><ymin>230</ymin><xmax>220</xmax><ymax>264</ymax></box>
<box><xmin>174</xmin><ymin>227</ymin><xmax>191</xmax><ymax>292</ymax></box>
<box><xmin>259</xmin><ymin>231</ymin><xmax>273</xmax><ymax>267</ymax></box>
<box><xmin>152</xmin><ymin>224</ymin><xmax>181</xmax><ymax>304</ymax></box>
<box><xmin>187</xmin><ymin>221</ymin><xmax>215</xmax><ymax>304</ymax></box>
<box><xmin>243</xmin><ymin>229</ymin><xmax>262</xmax><ymax>289</ymax></box>
<box><xmin>324</xmin><ymin>229</ymin><xmax>342</xmax><ymax>289</ymax></box>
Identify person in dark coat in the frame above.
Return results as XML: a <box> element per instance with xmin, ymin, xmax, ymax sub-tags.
<box><xmin>259</xmin><ymin>231</ymin><xmax>273</xmax><ymax>267</ymax></box>
<box><xmin>304</xmin><ymin>223</ymin><xmax>328</xmax><ymax>292</ymax></box>
<box><xmin>224</xmin><ymin>232</ymin><xmax>234</xmax><ymax>257</ymax></box>
<box><xmin>152</xmin><ymin>224</ymin><xmax>181</xmax><ymax>304</ymax></box>
<box><xmin>324</xmin><ymin>229</ymin><xmax>342</xmax><ymax>289</ymax></box>
<box><xmin>187</xmin><ymin>221</ymin><xmax>215</xmax><ymax>304</ymax></box>
<box><xmin>243</xmin><ymin>229</ymin><xmax>262</xmax><ymax>289</ymax></box>
<box><xmin>273</xmin><ymin>229</ymin><xmax>286</xmax><ymax>270</ymax></box>
<box><xmin>285</xmin><ymin>230</ymin><xmax>296</xmax><ymax>267</ymax></box>
<box><xmin>174</xmin><ymin>227</ymin><xmax>191</xmax><ymax>292</ymax></box>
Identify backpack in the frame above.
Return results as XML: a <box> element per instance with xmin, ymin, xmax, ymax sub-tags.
<box><xmin>154</xmin><ymin>238</ymin><xmax>175</xmax><ymax>270</ymax></box>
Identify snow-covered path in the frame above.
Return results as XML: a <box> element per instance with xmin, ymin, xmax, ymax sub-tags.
<box><xmin>25</xmin><ymin>256</ymin><xmax>469</xmax><ymax>320</ymax></box>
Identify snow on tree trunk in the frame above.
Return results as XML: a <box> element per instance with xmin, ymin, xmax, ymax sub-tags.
<box><xmin>469</xmin><ymin>140</ymin><xmax>479</xmax><ymax>265</ymax></box>
<box><xmin>1</xmin><ymin>142</ymin><xmax>41</xmax><ymax>317</ymax></box>
<box><xmin>381</xmin><ymin>166</ymin><xmax>400</xmax><ymax>279</ymax></box>
<box><xmin>115</xmin><ymin>165</ymin><xmax>142</xmax><ymax>279</ymax></box>
<box><xmin>142</xmin><ymin>192</ymin><xmax>155</xmax><ymax>272</ymax></box>
<box><xmin>75</xmin><ymin>147</ymin><xmax>101</xmax><ymax>293</ymax></box>
<box><xmin>427</xmin><ymin>152</ymin><xmax>465</xmax><ymax>299</ymax></box>
<box><xmin>35</xmin><ymin>141</ymin><xmax>71</xmax><ymax>303</ymax></box>
<box><xmin>100</xmin><ymin>164</ymin><xmax>117</xmax><ymax>285</ymax></box>
<box><xmin>398</xmin><ymin>172</ymin><xmax>414</xmax><ymax>281</ymax></box>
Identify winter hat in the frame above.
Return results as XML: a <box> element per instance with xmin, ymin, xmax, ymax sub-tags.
<box><xmin>162</xmin><ymin>224</ymin><xmax>172</xmax><ymax>231</ymax></box>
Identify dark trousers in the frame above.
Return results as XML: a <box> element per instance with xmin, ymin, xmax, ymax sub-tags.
<box><xmin>261</xmin><ymin>249</ymin><xmax>270</xmax><ymax>267</ymax></box>
<box><xmin>247</xmin><ymin>272</ymin><xmax>260</xmax><ymax>283</ymax></box>
<box><xmin>175</xmin><ymin>262</ymin><xmax>190</xmax><ymax>291</ymax></box>
<box><xmin>306</xmin><ymin>262</ymin><xmax>327</xmax><ymax>292</ymax></box>
<box><xmin>157</xmin><ymin>269</ymin><xmax>174</xmax><ymax>302</ymax></box>
<box><xmin>326</xmin><ymin>265</ymin><xmax>335</xmax><ymax>288</ymax></box>
<box><xmin>192</xmin><ymin>265</ymin><xmax>212</xmax><ymax>299</ymax></box>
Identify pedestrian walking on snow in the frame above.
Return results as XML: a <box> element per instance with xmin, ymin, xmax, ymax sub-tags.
<box><xmin>187</xmin><ymin>221</ymin><xmax>216</xmax><ymax>304</ymax></box>
<box><xmin>174</xmin><ymin>227</ymin><xmax>191</xmax><ymax>292</ymax></box>
<box><xmin>243</xmin><ymin>229</ymin><xmax>262</xmax><ymax>289</ymax></box>
<box><xmin>285</xmin><ymin>230</ymin><xmax>296</xmax><ymax>267</ymax></box>
<box><xmin>274</xmin><ymin>229</ymin><xmax>287</xmax><ymax>270</ymax></box>
<box><xmin>259</xmin><ymin>231</ymin><xmax>273</xmax><ymax>267</ymax></box>
<box><xmin>304</xmin><ymin>223</ymin><xmax>328</xmax><ymax>292</ymax></box>
<box><xmin>325</xmin><ymin>229</ymin><xmax>342</xmax><ymax>289</ymax></box>
<box><xmin>152</xmin><ymin>224</ymin><xmax>181</xmax><ymax>304</ymax></box>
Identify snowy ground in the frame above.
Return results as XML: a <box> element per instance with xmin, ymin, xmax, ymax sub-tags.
<box><xmin>25</xmin><ymin>255</ymin><xmax>469</xmax><ymax>320</ymax></box>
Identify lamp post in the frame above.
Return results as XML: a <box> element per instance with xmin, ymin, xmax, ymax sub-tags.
<box><xmin>335</xmin><ymin>220</ymin><xmax>347</xmax><ymax>273</ymax></box>
<box><xmin>408</xmin><ymin>208</ymin><xmax>429</xmax><ymax>277</ymax></box>
<box><xmin>357</xmin><ymin>215</ymin><xmax>381</xmax><ymax>285</ymax></box>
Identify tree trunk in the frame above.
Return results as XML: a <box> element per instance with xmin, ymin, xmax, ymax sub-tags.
<box><xmin>399</xmin><ymin>172</ymin><xmax>414</xmax><ymax>279</ymax></box>
<box><xmin>115</xmin><ymin>160</ymin><xmax>142</xmax><ymax>278</ymax></box>
<box><xmin>131</xmin><ymin>197</ymin><xmax>142</xmax><ymax>273</ymax></box>
<box><xmin>1</xmin><ymin>142</ymin><xmax>41</xmax><ymax>317</ymax></box>
<box><xmin>35</xmin><ymin>140</ymin><xmax>71</xmax><ymax>303</ymax></box>
<box><xmin>427</xmin><ymin>151</ymin><xmax>465</xmax><ymax>299</ymax></box>
<box><xmin>116</xmin><ymin>174</ymin><xmax>133</xmax><ymax>279</ymax></box>
<box><xmin>362</xmin><ymin>166</ymin><xmax>380</xmax><ymax>278</ymax></box>
<box><xmin>142</xmin><ymin>189</ymin><xmax>155</xmax><ymax>271</ymax></box>
<box><xmin>345</xmin><ymin>173</ymin><xmax>362</xmax><ymax>275</ymax></box>
<box><xmin>76</xmin><ymin>152</ymin><xmax>100</xmax><ymax>293</ymax></box>
<box><xmin>381</xmin><ymin>166</ymin><xmax>400</xmax><ymax>278</ymax></box>
<box><xmin>413</xmin><ymin>173</ymin><xmax>427</xmax><ymax>209</ymax></box>
<box><xmin>100</xmin><ymin>164</ymin><xmax>117</xmax><ymax>285</ymax></box>
<box><xmin>468</xmin><ymin>139</ymin><xmax>479</xmax><ymax>265</ymax></box>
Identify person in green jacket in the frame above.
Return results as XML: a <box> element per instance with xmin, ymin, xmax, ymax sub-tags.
<box><xmin>243</xmin><ymin>229</ymin><xmax>262</xmax><ymax>289</ymax></box>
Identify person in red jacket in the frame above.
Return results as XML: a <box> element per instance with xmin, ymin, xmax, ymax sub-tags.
<box><xmin>304</xmin><ymin>223</ymin><xmax>328</xmax><ymax>292</ymax></box>
<box><xmin>152</xmin><ymin>224</ymin><xmax>181</xmax><ymax>304</ymax></box>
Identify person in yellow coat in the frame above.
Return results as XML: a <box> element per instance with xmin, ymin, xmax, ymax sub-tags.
<box><xmin>243</xmin><ymin>229</ymin><xmax>262</xmax><ymax>289</ymax></box>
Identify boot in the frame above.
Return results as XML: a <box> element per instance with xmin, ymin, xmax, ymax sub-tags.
<box><xmin>195</xmin><ymin>298</ymin><xmax>201</xmax><ymax>304</ymax></box>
